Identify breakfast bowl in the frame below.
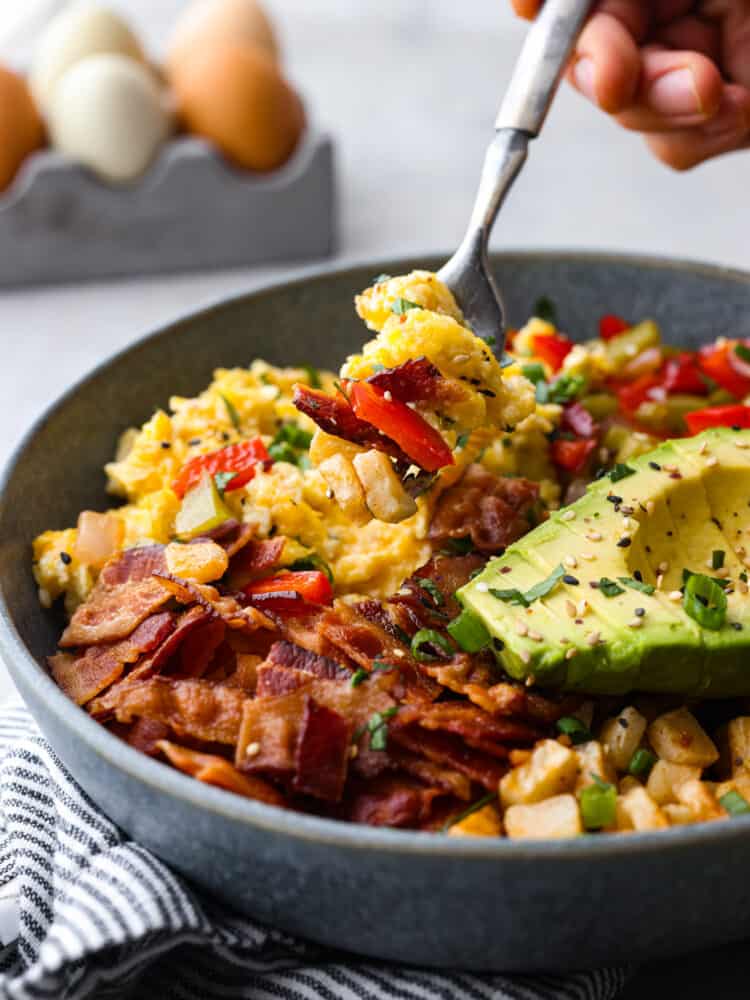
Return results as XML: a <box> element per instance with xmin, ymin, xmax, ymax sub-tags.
<box><xmin>3</xmin><ymin>251</ymin><xmax>750</xmax><ymax>973</ymax></box>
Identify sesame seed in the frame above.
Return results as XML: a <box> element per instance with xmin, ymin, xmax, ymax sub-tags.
<box><xmin>528</xmin><ymin>630</ymin><xmax>543</xmax><ymax>642</ymax></box>
<box><xmin>393</xmin><ymin>649</ymin><xmax>405</xmax><ymax>658</ymax></box>
<box><xmin>326</xmin><ymin>488</ymin><xmax>334</xmax><ymax>500</ymax></box>
<box><xmin>59</xmin><ymin>551</ymin><xmax>72</xmax><ymax>566</ymax></box>
<box><xmin>669</xmin><ymin>472</ymin><xmax>682</xmax><ymax>480</ymax></box>
<box><xmin>706</xmin><ymin>456</ymin><xmax>718</xmax><ymax>467</ymax></box>
<box><xmin>384</xmin><ymin>390</ymin><xmax>393</xmax><ymax>402</ymax></box>
<box><xmin>698</xmin><ymin>441</ymin><xmax>707</xmax><ymax>455</ymax></box>
<box><xmin>516</xmin><ymin>621</ymin><xmax>528</xmax><ymax>637</ymax></box>
<box><xmin>525</xmin><ymin>674</ymin><xmax>536</xmax><ymax>687</ymax></box>
<box><xmin>565</xmin><ymin>600</ymin><xmax>577</xmax><ymax>618</ymax></box>
<box><xmin>617</xmin><ymin>537</ymin><xmax>632</xmax><ymax>548</ymax></box>
<box><xmin>519</xmin><ymin>650</ymin><xmax>531</xmax><ymax>664</ymax></box>
<box><xmin>586</xmin><ymin>631</ymin><xmax>601</xmax><ymax>646</ymax></box>
<box><xmin>586</xmin><ymin>531</ymin><xmax>603</xmax><ymax>542</ymax></box>
<box><xmin>634</xmin><ymin>607</ymin><xmax>646</xmax><ymax>617</ymax></box>
<box><xmin>501</xmin><ymin>566</ymin><xmax>512</xmax><ymax>574</ymax></box>
<box><xmin>562</xmin><ymin>574</ymin><xmax>580</xmax><ymax>585</ymax></box>
<box><xmin>648</xmin><ymin>462</ymin><xmax>661</xmax><ymax>471</ymax></box>
<box><xmin>564</xmin><ymin>556</ymin><xmax>578</xmax><ymax>569</ymax></box>
<box><xmin>580</xmin><ymin>552</ymin><xmax>596</xmax><ymax>561</ymax></box>
<box><xmin>628</xmin><ymin>618</ymin><xmax>642</xmax><ymax>629</ymax></box>
<box><xmin>646</xmin><ymin>501</ymin><xmax>655</xmax><ymax>514</ymax></box>
<box><xmin>668</xmin><ymin>590</ymin><xmax>683</xmax><ymax>601</ymax></box>
<box><xmin>663</xmin><ymin>463</ymin><xmax>678</xmax><ymax>473</ymax></box>
<box><xmin>476</xmin><ymin>582</ymin><xmax>489</xmax><ymax>592</ymax></box>
<box><xmin>736</xmin><ymin>440</ymin><xmax>749</xmax><ymax>449</ymax></box>
<box><xmin>574</xmin><ymin>618</ymin><xmax>584</xmax><ymax>624</ymax></box>
<box><xmin>733</xmin><ymin>623</ymin><xmax>744</xmax><ymax>631</ymax></box>
<box><xmin>656</xmin><ymin>574</ymin><xmax>664</xmax><ymax>589</ymax></box>
<box><xmin>739</xmin><ymin>580</ymin><xmax>749</xmax><ymax>594</ymax></box>
<box><xmin>245</xmin><ymin>742</ymin><xmax>261</xmax><ymax>758</ymax></box>
<box><xmin>565</xmin><ymin>648</ymin><xmax>577</xmax><ymax>660</ymax></box>
<box><xmin>620</xmin><ymin>505</ymin><xmax>634</xmax><ymax>516</ymax></box>
<box><xmin>607</xmin><ymin>495</ymin><xmax>623</xmax><ymax>505</ymax></box>
<box><xmin>561</xmin><ymin>510</ymin><xmax>576</xmax><ymax>521</ymax></box>
<box><xmin>453</xmin><ymin>353</ymin><xmax>470</xmax><ymax>363</ymax></box>
<box><xmin>577</xmin><ymin>600</ymin><xmax>588</xmax><ymax>617</ymax></box>
<box><xmin>658</xmin><ymin>561</ymin><xmax>669</xmax><ymax>573</ymax></box>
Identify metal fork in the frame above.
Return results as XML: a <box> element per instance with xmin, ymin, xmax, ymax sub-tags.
<box><xmin>438</xmin><ymin>0</ymin><xmax>593</xmax><ymax>349</ymax></box>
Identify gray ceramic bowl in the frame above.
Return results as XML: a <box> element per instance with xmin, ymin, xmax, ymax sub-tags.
<box><xmin>3</xmin><ymin>252</ymin><xmax>750</xmax><ymax>973</ymax></box>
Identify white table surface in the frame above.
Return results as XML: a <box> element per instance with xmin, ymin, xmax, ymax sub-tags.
<box><xmin>0</xmin><ymin>3</ymin><xmax>748</xmax><ymax>989</ymax></box>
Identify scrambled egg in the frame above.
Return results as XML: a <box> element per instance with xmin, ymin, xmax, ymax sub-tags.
<box><xmin>33</xmin><ymin>272</ymin><xmax>563</xmax><ymax>614</ymax></box>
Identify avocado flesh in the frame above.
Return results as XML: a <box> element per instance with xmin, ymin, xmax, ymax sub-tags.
<box><xmin>458</xmin><ymin>428</ymin><xmax>750</xmax><ymax>696</ymax></box>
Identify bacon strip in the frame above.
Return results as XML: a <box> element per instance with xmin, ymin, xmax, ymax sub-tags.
<box><xmin>388</xmin><ymin>725</ymin><xmax>507</xmax><ymax>790</ymax></box>
<box><xmin>49</xmin><ymin>611</ymin><xmax>175</xmax><ymax>705</ymax></box>
<box><xmin>342</xmin><ymin>776</ymin><xmax>447</xmax><ymax>828</ymax></box>
<box><xmin>292</xmin><ymin>384</ymin><xmax>411</xmax><ymax>464</ymax></box>
<box><xmin>293</xmin><ymin>697</ymin><xmax>352</xmax><ymax>802</ymax></box>
<box><xmin>99</xmin><ymin>545</ymin><xmax>167</xmax><ymax>585</ymax></box>
<box><xmin>112</xmin><ymin>677</ymin><xmax>247</xmax><ymax>745</ymax></box>
<box><xmin>226</xmin><ymin>537</ymin><xmax>286</xmax><ymax>589</ymax></box>
<box><xmin>395</xmin><ymin>702</ymin><xmax>543</xmax><ymax>755</ymax></box>
<box><xmin>266</xmin><ymin>640</ymin><xmax>349</xmax><ymax>680</ymax></box>
<box><xmin>157</xmin><ymin>740</ymin><xmax>285</xmax><ymax>806</ymax></box>
<box><xmin>367</xmin><ymin>357</ymin><xmax>467</xmax><ymax>409</ymax></box>
<box><xmin>60</xmin><ymin>577</ymin><xmax>172</xmax><ymax>648</ymax></box>
<box><xmin>154</xmin><ymin>573</ymin><xmax>275</xmax><ymax>633</ymax></box>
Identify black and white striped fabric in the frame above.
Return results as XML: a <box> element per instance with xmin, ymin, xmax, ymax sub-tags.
<box><xmin>0</xmin><ymin>702</ymin><xmax>630</xmax><ymax>1000</ymax></box>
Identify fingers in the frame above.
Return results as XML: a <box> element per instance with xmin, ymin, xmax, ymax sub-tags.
<box><xmin>645</xmin><ymin>84</ymin><xmax>750</xmax><ymax>169</ymax></box>
<box><xmin>510</xmin><ymin>0</ymin><xmax>540</xmax><ymax>18</ymax></box>
<box><xmin>569</xmin><ymin>13</ymin><xmax>641</xmax><ymax>112</ymax></box>
<box><xmin>653</xmin><ymin>14</ymin><xmax>721</xmax><ymax>59</ymax></box>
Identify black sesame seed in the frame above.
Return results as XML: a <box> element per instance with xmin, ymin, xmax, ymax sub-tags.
<box><xmin>666</xmin><ymin>531</ymin><xmax>673</xmax><ymax>538</ymax></box>
<box><xmin>606</xmin><ymin>495</ymin><xmax>622</xmax><ymax>505</ymax></box>
<box><xmin>669</xmin><ymin>472</ymin><xmax>682</xmax><ymax>480</ymax></box>
<box><xmin>618</xmin><ymin>718</ymin><xmax>629</xmax><ymax>729</ymax></box>
<box><xmin>59</xmin><ymin>551</ymin><xmax>72</xmax><ymax>565</ymax></box>
<box><xmin>589</xmin><ymin>581</ymin><xmax>600</xmax><ymax>589</ymax></box>
<box><xmin>634</xmin><ymin>570</ymin><xmax>643</xmax><ymax>582</ymax></box>
<box><xmin>161</xmin><ymin>441</ymin><xmax>171</xmax><ymax>449</ymax></box>
<box><xmin>635</xmin><ymin>607</ymin><xmax>646</xmax><ymax>617</ymax></box>
<box><xmin>732</xmin><ymin>425</ymin><xmax>742</xmax><ymax>431</ymax></box>
<box><xmin>188</xmin><ymin>438</ymin><xmax>202</xmax><ymax>446</ymax></box>
<box><xmin>649</xmin><ymin>461</ymin><xmax>661</xmax><ymax>470</ymax></box>
<box><xmin>493</xmin><ymin>637</ymin><xmax>505</xmax><ymax>652</ymax></box>
<box><xmin>562</xmin><ymin>574</ymin><xmax>580</xmax><ymax>585</ymax></box>
<box><xmin>500</xmin><ymin>566</ymin><xmax>512</xmax><ymax>574</ymax></box>
<box><xmin>617</xmin><ymin>537</ymin><xmax>632</xmax><ymax>548</ymax></box>
<box><xmin>222</xmin><ymin>432</ymin><xmax>230</xmax><ymax>441</ymax></box>
<box><xmin>732</xmin><ymin>622</ymin><xmax>744</xmax><ymax>631</ymax></box>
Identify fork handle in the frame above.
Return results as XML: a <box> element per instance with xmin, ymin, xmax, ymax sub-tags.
<box><xmin>496</xmin><ymin>0</ymin><xmax>593</xmax><ymax>135</ymax></box>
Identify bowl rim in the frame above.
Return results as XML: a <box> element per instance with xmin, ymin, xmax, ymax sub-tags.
<box><xmin>4</xmin><ymin>247</ymin><xmax>750</xmax><ymax>861</ymax></box>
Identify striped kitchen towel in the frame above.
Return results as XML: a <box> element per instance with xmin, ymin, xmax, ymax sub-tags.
<box><xmin>0</xmin><ymin>703</ymin><xmax>630</xmax><ymax>1000</ymax></box>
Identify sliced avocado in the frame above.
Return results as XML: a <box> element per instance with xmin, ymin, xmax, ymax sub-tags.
<box><xmin>459</xmin><ymin>429</ymin><xmax>750</xmax><ymax>696</ymax></box>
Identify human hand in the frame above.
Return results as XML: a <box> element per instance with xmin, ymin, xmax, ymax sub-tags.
<box><xmin>511</xmin><ymin>1</ymin><xmax>750</xmax><ymax>169</ymax></box>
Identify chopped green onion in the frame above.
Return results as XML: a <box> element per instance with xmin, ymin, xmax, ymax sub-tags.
<box><xmin>734</xmin><ymin>344</ymin><xmax>750</xmax><ymax>365</ymax></box>
<box><xmin>741</xmin><ymin>572</ymin><xmax>749</xmax><ymax>584</ymax></box>
<box><xmin>273</xmin><ymin>423</ymin><xmax>313</xmax><ymax>450</ymax></box>
<box><xmin>534</xmin><ymin>295</ymin><xmax>558</xmax><ymax>325</ymax></box>
<box><xmin>609</xmin><ymin>463</ymin><xmax>635</xmax><ymax>483</ymax></box>
<box><xmin>367</xmin><ymin>706</ymin><xmax>399</xmax><ymax>751</ymax></box>
<box><xmin>290</xmin><ymin>554</ymin><xmax>334</xmax><ymax>584</ymax></box>
<box><xmin>547</xmin><ymin>374</ymin><xmax>586</xmax><ymax>404</ymax></box>
<box><xmin>599</xmin><ymin>577</ymin><xmax>625</xmax><ymax>598</ymax></box>
<box><xmin>440</xmin><ymin>537</ymin><xmax>475</xmax><ymax>556</ymax></box>
<box><xmin>683</xmin><ymin>573</ymin><xmax>727</xmax><ymax>630</ymax></box>
<box><xmin>556</xmin><ymin>716</ymin><xmax>592</xmax><ymax>745</ymax></box>
<box><xmin>618</xmin><ymin>576</ymin><xmax>655</xmax><ymax>596</ymax></box>
<box><xmin>489</xmin><ymin>587</ymin><xmax>529</xmax><ymax>607</ymax></box>
<box><xmin>580</xmin><ymin>777</ymin><xmax>617</xmax><ymax>830</ymax></box>
<box><xmin>682</xmin><ymin>567</ymin><xmax>730</xmax><ymax>589</ymax></box>
<box><xmin>447</xmin><ymin>608</ymin><xmax>491</xmax><ymax>653</ymax></box>
<box><xmin>719</xmin><ymin>789</ymin><xmax>750</xmax><ymax>817</ymax></box>
<box><xmin>213</xmin><ymin>471</ymin><xmax>238</xmax><ymax>495</ymax></box>
<box><xmin>712</xmin><ymin>549</ymin><xmax>725</xmax><ymax>570</ymax></box>
<box><xmin>350</xmin><ymin>669</ymin><xmax>368</xmax><ymax>687</ymax></box>
<box><xmin>268</xmin><ymin>441</ymin><xmax>299</xmax><ymax>464</ymax></box>
<box><xmin>302</xmin><ymin>364</ymin><xmax>322</xmax><ymax>389</ymax></box>
<box><xmin>482</xmin><ymin>335</ymin><xmax>496</xmax><ymax>347</ymax></box>
<box><xmin>456</xmin><ymin>432</ymin><xmax>470</xmax><ymax>450</ymax></box>
<box><xmin>410</xmin><ymin>629</ymin><xmax>454</xmax><ymax>662</ymax></box>
<box><xmin>390</xmin><ymin>297</ymin><xmax>421</xmax><ymax>316</ymax></box>
<box><xmin>628</xmin><ymin>748</ymin><xmax>657</xmax><ymax>778</ymax></box>
<box><xmin>416</xmin><ymin>578</ymin><xmax>444</xmax><ymax>606</ymax></box>
<box><xmin>522</xmin><ymin>362</ymin><xmax>546</xmax><ymax>385</ymax></box>
<box><xmin>220</xmin><ymin>394</ymin><xmax>241</xmax><ymax>431</ymax></box>
<box><xmin>441</xmin><ymin>792</ymin><xmax>497</xmax><ymax>833</ymax></box>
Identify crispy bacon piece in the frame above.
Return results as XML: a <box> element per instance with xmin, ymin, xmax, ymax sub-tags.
<box><xmin>388</xmin><ymin>552</ymin><xmax>487</xmax><ymax>633</ymax></box>
<box><xmin>60</xmin><ymin>577</ymin><xmax>172</xmax><ymax>648</ymax></box>
<box><xmin>178</xmin><ymin>617</ymin><xmax>225</xmax><ymax>678</ymax></box>
<box><xmin>292</xmin><ymin>384</ymin><xmax>412</xmax><ymax>464</ymax></box>
<box><xmin>293</xmin><ymin>697</ymin><xmax>352</xmax><ymax>802</ymax></box>
<box><xmin>125</xmin><ymin>718</ymin><xmax>170</xmax><ymax>755</ymax></box>
<box><xmin>387</xmin><ymin>748</ymin><xmax>472</xmax><ymax>800</ymax></box>
<box><xmin>226</xmin><ymin>537</ymin><xmax>286</xmax><ymax>589</ymax></box>
<box><xmin>395</xmin><ymin>702</ymin><xmax>543</xmax><ymax>754</ymax></box>
<box><xmin>194</xmin><ymin>520</ymin><xmax>255</xmax><ymax>559</ymax></box>
<box><xmin>98</xmin><ymin>545</ymin><xmax>166</xmax><ymax>585</ymax></box>
<box><xmin>342</xmin><ymin>776</ymin><xmax>447</xmax><ymax>828</ymax></box>
<box><xmin>154</xmin><ymin>573</ymin><xmax>275</xmax><ymax>634</ymax></box>
<box><xmin>256</xmin><ymin>663</ymin><xmax>314</xmax><ymax>697</ymax></box>
<box><xmin>388</xmin><ymin>725</ymin><xmax>507</xmax><ymax>790</ymax></box>
<box><xmin>157</xmin><ymin>740</ymin><xmax>285</xmax><ymax>807</ymax></box>
<box><xmin>112</xmin><ymin>677</ymin><xmax>247</xmax><ymax>745</ymax></box>
<box><xmin>367</xmin><ymin>357</ymin><xmax>467</xmax><ymax>409</ymax></box>
<box><xmin>429</xmin><ymin>464</ymin><xmax>541</xmax><ymax>553</ymax></box>
<box><xmin>266</xmin><ymin>640</ymin><xmax>349</xmax><ymax>680</ymax></box>
<box><xmin>49</xmin><ymin>611</ymin><xmax>175</xmax><ymax>705</ymax></box>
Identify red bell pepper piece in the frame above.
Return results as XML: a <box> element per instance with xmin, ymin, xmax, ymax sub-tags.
<box><xmin>348</xmin><ymin>381</ymin><xmax>454</xmax><ymax>472</ymax></box>
<box><xmin>172</xmin><ymin>438</ymin><xmax>271</xmax><ymax>499</ymax></box>
<box><xmin>698</xmin><ymin>342</ymin><xmax>750</xmax><ymax>399</ymax></box>
<box><xmin>550</xmin><ymin>437</ymin><xmax>597</xmax><ymax>473</ymax></box>
<box><xmin>685</xmin><ymin>404</ymin><xmax>750</xmax><ymax>435</ymax></box>
<box><xmin>599</xmin><ymin>314</ymin><xmax>629</xmax><ymax>340</ymax></box>
<box><xmin>614</xmin><ymin>374</ymin><xmax>662</xmax><ymax>414</ymax></box>
<box><xmin>243</xmin><ymin>570</ymin><xmax>334</xmax><ymax>611</ymax></box>
<box><xmin>531</xmin><ymin>331</ymin><xmax>573</xmax><ymax>373</ymax></box>
<box><xmin>662</xmin><ymin>352</ymin><xmax>707</xmax><ymax>395</ymax></box>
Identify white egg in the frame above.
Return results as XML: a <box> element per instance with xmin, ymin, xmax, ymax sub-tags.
<box><xmin>30</xmin><ymin>1</ymin><xmax>145</xmax><ymax>114</ymax></box>
<box><xmin>48</xmin><ymin>54</ymin><xmax>171</xmax><ymax>184</ymax></box>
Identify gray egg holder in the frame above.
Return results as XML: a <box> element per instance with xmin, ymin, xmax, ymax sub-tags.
<box><xmin>0</xmin><ymin>128</ymin><xmax>335</xmax><ymax>286</ymax></box>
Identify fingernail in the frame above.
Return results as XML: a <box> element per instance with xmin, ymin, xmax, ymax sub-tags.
<box><xmin>648</xmin><ymin>69</ymin><xmax>702</xmax><ymax>116</ymax></box>
<box><xmin>573</xmin><ymin>58</ymin><xmax>596</xmax><ymax>103</ymax></box>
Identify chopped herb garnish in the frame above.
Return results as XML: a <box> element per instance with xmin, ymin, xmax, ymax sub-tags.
<box><xmin>290</xmin><ymin>554</ymin><xmax>334</xmax><ymax>584</ymax></box>
<box><xmin>267</xmin><ymin>441</ymin><xmax>299</xmax><ymax>464</ymax></box>
<box><xmin>483</xmin><ymin>335</ymin><xmax>496</xmax><ymax>347</ymax></box>
<box><xmin>220</xmin><ymin>394</ymin><xmax>241</xmax><ymax>431</ymax></box>
<box><xmin>273</xmin><ymin>423</ymin><xmax>313</xmax><ymax>450</ymax></box>
<box><xmin>456</xmin><ymin>432</ymin><xmax>470</xmax><ymax>450</ymax></box>
<box><xmin>441</xmin><ymin>792</ymin><xmax>497</xmax><ymax>833</ymax></box>
<box><xmin>556</xmin><ymin>716</ymin><xmax>592</xmax><ymax>745</ymax></box>
<box><xmin>609</xmin><ymin>463</ymin><xmax>635</xmax><ymax>483</ymax></box>
<box><xmin>302</xmin><ymin>364</ymin><xmax>322</xmax><ymax>389</ymax></box>
<box><xmin>499</xmin><ymin>353</ymin><xmax>514</xmax><ymax>368</ymax></box>
<box><xmin>390</xmin><ymin>297</ymin><xmax>421</xmax><ymax>315</ymax></box>
<box><xmin>416</xmin><ymin>578</ymin><xmax>444</xmax><ymax>606</ymax></box>
<box><xmin>333</xmin><ymin>379</ymin><xmax>350</xmax><ymax>402</ymax></box>
<box><xmin>373</xmin><ymin>272</ymin><xmax>391</xmax><ymax>284</ymax></box>
<box><xmin>735</xmin><ymin>344</ymin><xmax>750</xmax><ymax>365</ymax></box>
<box><xmin>712</xmin><ymin>549</ymin><xmax>726</xmax><ymax>570</ymax></box>
<box><xmin>440</xmin><ymin>537</ymin><xmax>475</xmax><ymax>556</ymax></box>
<box><xmin>628</xmin><ymin>748</ymin><xmax>657</xmax><ymax>778</ymax></box>
<box><xmin>599</xmin><ymin>577</ymin><xmax>625</xmax><ymax>598</ymax></box>
<box><xmin>489</xmin><ymin>587</ymin><xmax>529</xmax><ymax>607</ymax></box>
<box><xmin>742</xmin><ymin>572</ymin><xmax>749</xmax><ymax>583</ymax></box>
<box><xmin>524</xmin><ymin>564</ymin><xmax>566</xmax><ymax>603</ymax></box>
<box><xmin>720</xmin><ymin>789</ymin><xmax>750</xmax><ymax>817</ymax></box>
<box><xmin>447</xmin><ymin>608</ymin><xmax>491</xmax><ymax>653</ymax></box>
<box><xmin>534</xmin><ymin>295</ymin><xmax>558</xmax><ymax>325</ymax></box>
<box><xmin>213</xmin><ymin>471</ymin><xmax>238</xmax><ymax>495</ymax></box>
<box><xmin>522</xmin><ymin>362</ymin><xmax>546</xmax><ymax>385</ymax></box>
<box><xmin>618</xmin><ymin>576</ymin><xmax>655</xmax><ymax>596</ymax></box>
<box><xmin>546</xmin><ymin>373</ymin><xmax>586</xmax><ymax>404</ymax></box>
<box><xmin>580</xmin><ymin>775</ymin><xmax>617</xmax><ymax>830</ymax></box>
<box><xmin>411</xmin><ymin>629</ymin><xmax>454</xmax><ymax>662</ymax></box>
<box><xmin>367</xmin><ymin>706</ymin><xmax>399</xmax><ymax>751</ymax></box>
<box><xmin>683</xmin><ymin>573</ymin><xmax>727</xmax><ymax>630</ymax></box>
<box><xmin>350</xmin><ymin>669</ymin><xmax>368</xmax><ymax>688</ymax></box>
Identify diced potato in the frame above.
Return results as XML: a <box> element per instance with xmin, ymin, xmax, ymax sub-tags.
<box><xmin>500</xmin><ymin>739</ymin><xmax>578</xmax><ymax>808</ymax></box>
<box><xmin>599</xmin><ymin>706</ymin><xmax>648</xmax><ymax>772</ymax></box>
<box><xmin>618</xmin><ymin>787</ymin><xmax>669</xmax><ymax>832</ymax></box>
<box><xmin>165</xmin><ymin>540</ymin><xmax>229</xmax><ymax>583</ymax></box>
<box><xmin>646</xmin><ymin>760</ymin><xmax>702</xmax><ymax>806</ymax></box>
<box><xmin>352</xmin><ymin>450</ymin><xmax>417</xmax><ymax>523</ymax></box>
<box><xmin>309</xmin><ymin>428</ymin><xmax>363</xmax><ymax>465</ymax></box>
<box><xmin>663</xmin><ymin>804</ymin><xmax>695</xmax><ymax>826</ymax></box>
<box><xmin>727</xmin><ymin>717</ymin><xmax>750</xmax><ymax>777</ymax></box>
<box><xmin>317</xmin><ymin>454</ymin><xmax>369</xmax><ymax>522</ymax></box>
<box><xmin>504</xmin><ymin>794</ymin><xmax>582</xmax><ymax>840</ymax></box>
<box><xmin>618</xmin><ymin>776</ymin><xmax>641</xmax><ymax>794</ymax></box>
<box><xmin>648</xmin><ymin>708</ymin><xmax>719</xmax><ymax>768</ymax></box>
<box><xmin>447</xmin><ymin>803</ymin><xmax>502</xmax><ymax>838</ymax></box>
<box><xmin>574</xmin><ymin>740</ymin><xmax>616</xmax><ymax>791</ymax></box>
<box><xmin>614</xmin><ymin>796</ymin><xmax>634</xmax><ymax>832</ymax></box>
<box><xmin>675</xmin><ymin>780</ymin><xmax>726</xmax><ymax>822</ymax></box>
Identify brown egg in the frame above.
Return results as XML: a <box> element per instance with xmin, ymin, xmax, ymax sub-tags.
<box><xmin>166</xmin><ymin>0</ymin><xmax>279</xmax><ymax>79</ymax></box>
<box><xmin>0</xmin><ymin>65</ymin><xmax>45</xmax><ymax>193</ymax></box>
<box><xmin>170</xmin><ymin>43</ymin><xmax>304</xmax><ymax>172</ymax></box>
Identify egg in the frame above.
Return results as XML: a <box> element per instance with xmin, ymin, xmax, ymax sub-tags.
<box><xmin>170</xmin><ymin>43</ymin><xmax>303</xmax><ymax>172</ymax></box>
<box><xmin>47</xmin><ymin>54</ymin><xmax>171</xmax><ymax>184</ymax></box>
<box><xmin>166</xmin><ymin>0</ymin><xmax>279</xmax><ymax>78</ymax></box>
<box><xmin>0</xmin><ymin>65</ymin><xmax>45</xmax><ymax>193</ymax></box>
<box><xmin>30</xmin><ymin>1</ymin><xmax>146</xmax><ymax>114</ymax></box>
